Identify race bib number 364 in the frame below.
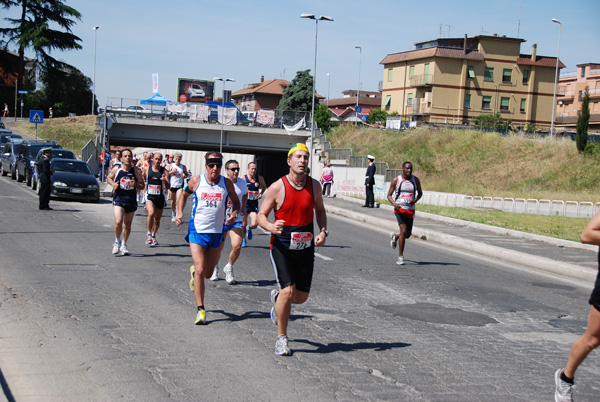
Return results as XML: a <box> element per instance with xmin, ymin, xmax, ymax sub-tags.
<box><xmin>290</xmin><ymin>232</ymin><xmax>313</xmax><ymax>250</ymax></box>
<box><xmin>201</xmin><ymin>192</ymin><xmax>222</xmax><ymax>208</ymax></box>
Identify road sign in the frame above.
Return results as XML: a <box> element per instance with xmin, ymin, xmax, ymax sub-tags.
<box><xmin>361</xmin><ymin>114</ymin><xmax>368</xmax><ymax>122</ymax></box>
<box><xmin>29</xmin><ymin>110</ymin><xmax>44</xmax><ymax>124</ymax></box>
<box><xmin>99</xmin><ymin>116</ymin><xmax>113</xmax><ymax>130</ymax></box>
<box><xmin>18</xmin><ymin>90</ymin><xmax>28</xmax><ymax>94</ymax></box>
<box><xmin>355</xmin><ymin>106</ymin><xmax>362</xmax><ymax>114</ymax></box>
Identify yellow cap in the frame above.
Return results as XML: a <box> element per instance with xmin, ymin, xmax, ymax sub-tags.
<box><xmin>288</xmin><ymin>143</ymin><xmax>309</xmax><ymax>157</ymax></box>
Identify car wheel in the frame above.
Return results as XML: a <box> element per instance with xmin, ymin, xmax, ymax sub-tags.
<box><xmin>32</xmin><ymin>176</ymin><xmax>37</xmax><ymax>190</ymax></box>
<box><xmin>1</xmin><ymin>163</ymin><xmax>7</xmax><ymax>176</ymax></box>
<box><xmin>26</xmin><ymin>170</ymin><xmax>32</xmax><ymax>186</ymax></box>
<box><xmin>11</xmin><ymin>166</ymin><xmax>16</xmax><ymax>180</ymax></box>
<box><xmin>17</xmin><ymin>169</ymin><xmax>24</xmax><ymax>182</ymax></box>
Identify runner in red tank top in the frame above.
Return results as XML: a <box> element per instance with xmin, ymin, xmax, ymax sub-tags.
<box><xmin>258</xmin><ymin>143</ymin><xmax>328</xmax><ymax>356</ymax></box>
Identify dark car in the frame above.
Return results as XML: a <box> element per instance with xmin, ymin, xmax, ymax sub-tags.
<box><xmin>32</xmin><ymin>148</ymin><xmax>77</xmax><ymax>190</ymax></box>
<box><xmin>15</xmin><ymin>140</ymin><xmax>61</xmax><ymax>185</ymax></box>
<box><xmin>0</xmin><ymin>139</ymin><xmax>24</xmax><ymax>179</ymax></box>
<box><xmin>0</xmin><ymin>121</ymin><xmax>5</xmax><ymax>129</ymax></box>
<box><xmin>0</xmin><ymin>129</ymin><xmax>22</xmax><ymax>144</ymax></box>
<box><xmin>40</xmin><ymin>158</ymin><xmax>99</xmax><ymax>203</ymax></box>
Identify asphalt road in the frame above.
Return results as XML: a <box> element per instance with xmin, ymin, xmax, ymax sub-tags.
<box><xmin>0</xmin><ymin>175</ymin><xmax>599</xmax><ymax>401</ymax></box>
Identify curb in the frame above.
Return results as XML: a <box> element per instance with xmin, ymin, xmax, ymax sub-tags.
<box><xmin>325</xmin><ymin>203</ymin><xmax>597</xmax><ymax>283</ymax></box>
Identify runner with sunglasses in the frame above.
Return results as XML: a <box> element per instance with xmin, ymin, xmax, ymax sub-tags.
<box><xmin>175</xmin><ymin>152</ymin><xmax>240</xmax><ymax>325</ymax></box>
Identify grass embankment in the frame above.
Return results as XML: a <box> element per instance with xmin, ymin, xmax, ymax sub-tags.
<box><xmin>331</xmin><ymin>126</ymin><xmax>600</xmax><ymax>241</ymax></box>
<box><xmin>13</xmin><ymin>115</ymin><xmax>96</xmax><ymax>158</ymax></box>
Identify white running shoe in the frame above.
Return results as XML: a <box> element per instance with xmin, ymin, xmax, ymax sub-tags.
<box><xmin>209</xmin><ymin>264</ymin><xmax>219</xmax><ymax>281</ymax></box>
<box><xmin>224</xmin><ymin>264</ymin><xmax>234</xmax><ymax>284</ymax></box>
<box><xmin>120</xmin><ymin>243</ymin><xmax>131</xmax><ymax>256</ymax></box>
<box><xmin>112</xmin><ymin>241</ymin><xmax>120</xmax><ymax>255</ymax></box>
<box><xmin>390</xmin><ymin>232</ymin><xmax>397</xmax><ymax>249</ymax></box>
<box><xmin>554</xmin><ymin>368</ymin><xmax>574</xmax><ymax>402</ymax></box>
<box><xmin>396</xmin><ymin>256</ymin><xmax>404</xmax><ymax>265</ymax></box>
<box><xmin>171</xmin><ymin>211</ymin><xmax>176</xmax><ymax>222</ymax></box>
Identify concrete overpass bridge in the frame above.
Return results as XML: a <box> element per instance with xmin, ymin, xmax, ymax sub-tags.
<box><xmin>105</xmin><ymin>117</ymin><xmax>317</xmax><ymax>184</ymax></box>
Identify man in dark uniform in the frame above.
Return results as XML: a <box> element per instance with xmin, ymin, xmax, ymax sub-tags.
<box><xmin>363</xmin><ymin>154</ymin><xmax>376</xmax><ymax>208</ymax></box>
<box><xmin>38</xmin><ymin>147</ymin><xmax>52</xmax><ymax>210</ymax></box>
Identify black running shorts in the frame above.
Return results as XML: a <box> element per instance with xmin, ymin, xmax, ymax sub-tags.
<box><xmin>270</xmin><ymin>246</ymin><xmax>314</xmax><ymax>293</ymax></box>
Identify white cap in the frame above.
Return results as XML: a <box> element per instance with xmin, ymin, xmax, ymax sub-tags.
<box><xmin>367</xmin><ymin>155</ymin><xmax>375</xmax><ymax>160</ymax></box>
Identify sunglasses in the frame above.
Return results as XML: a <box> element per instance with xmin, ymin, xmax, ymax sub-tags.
<box><xmin>207</xmin><ymin>163</ymin><xmax>222</xmax><ymax>169</ymax></box>
<box><xmin>228</xmin><ymin>167</ymin><xmax>240</xmax><ymax>172</ymax></box>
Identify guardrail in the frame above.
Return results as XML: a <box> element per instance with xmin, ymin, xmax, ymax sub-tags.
<box><xmin>421</xmin><ymin>192</ymin><xmax>600</xmax><ymax>218</ymax></box>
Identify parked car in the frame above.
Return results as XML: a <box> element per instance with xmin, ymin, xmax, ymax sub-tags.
<box><xmin>0</xmin><ymin>129</ymin><xmax>22</xmax><ymax>144</ymax></box>
<box><xmin>15</xmin><ymin>140</ymin><xmax>61</xmax><ymax>185</ymax></box>
<box><xmin>0</xmin><ymin>139</ymin><xmax>24</xmax><ymax>179</ymax></box>
<box><xmin>0</xmin><ymin>121</ymin><xmax>5</xmax><ymax>129</ymax></box>
<box><xmin>32</xmin><ymin>148</ymin><xmax>77</xmax><ymax>190</ymax></box>
<box><xmin>40</xmin><ymin>158</ymin><xmax>100</xmax><ymax>203</ymax></box>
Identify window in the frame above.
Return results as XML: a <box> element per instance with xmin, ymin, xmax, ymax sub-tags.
<box><xmin>467</xmin><ymin>66</ymin><xmax>475</xmax><ymax>78</ymax></box>
<box><xmin>407</xmin><ymin>93</ymin><xmax>413</xmax><ymax>106</ymax></box>
<box><xmin>520</xmin><ymin>98</ymin><xmax>526</xmax><ymax>112</ymax></box>
<box><xmin>484</xmin><ymin>68</ymin><xmax>494</xmax><ymax>81</ymax></box>
<box><xmin>482</xmin><ymin>96</ymin><xmax>492</xmax><ymax>110</ymax></box>
<box><xmin>502</xmin><ymin>69</ymin><xmax>512</xmax><ymax>84</ymax></box>
<box><xmin>581</xmin><ymin>66</ymin><xmax>586</xmax><ymax>78</ymax></box>
<box><xmin>522</xmin><ymin>70</ymin><xmax>529</xmax><ymax>85</ymax></box>
<box><xmin>387</xmin><ymin>68</ymin><xmax>393</xmax><ymax>82</ymax></box>
<box><xmin>579</xmin><ymin>90</ymin><xmax>583</xmax><ymax>102</ymax></box>
<box><xmin>465</xmin><ymin>94</ymin><xmax>471</xmax><ymax>108</ymax></box>
<box><xmin>500</xmin><ymin>97</ymin><xmax>510</xmax><ymax>111</ymax></box>
<box><xmin>384</xmin><ymin>95</ymin><xmax>391</xmax><ymax>111</ymax></box>
<box><xmin>424</xmin><ymin>63</ymin><xmax>430</xmax><ymax>83</ymax></box>
<box><xmin>409</xmin><ymin>65</ymin><xmax>415</xmax><ymax>79</ymax></box>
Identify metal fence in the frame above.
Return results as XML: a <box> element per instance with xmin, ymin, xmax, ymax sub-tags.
<box><xmin>421</xmin><ymin>192</ymin><xmax>600</xmax><ymax>219</ymax></box>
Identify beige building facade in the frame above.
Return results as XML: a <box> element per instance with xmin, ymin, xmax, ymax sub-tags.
<box><xmin>556</xmin><ymin>63</ymin><xmax>600</xmax><ymax>132</ymax></box>
<box><xmin>380</xmin><ymin>35</ymin><xmax>564</xmax><ymax>128</ymax></box>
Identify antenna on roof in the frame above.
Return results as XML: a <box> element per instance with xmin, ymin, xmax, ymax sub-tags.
<box><xmin>517</xmin><ymin>1</ymin><xmax>522</xmax><ymax>37</ymax></box>
<box><xmin>445</xmin><ymin>24</ymin><xmax>454</xmax><ymax>38</ymax></box>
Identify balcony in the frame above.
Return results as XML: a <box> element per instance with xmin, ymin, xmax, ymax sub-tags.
<box><xmin>409</xmin><ymin>74</ymin><xmax>435</xmax><ymax>87</ymax></box>
<box><xmin>558</xmin><ymin>90</ymin><xmax>574</xmax><ymax>98</ymax></box>
<box><xmin>411</xmin><ymin>100</ymin><xmax>431</xmax><ymax>115</ymax></box>
<box><xmin>589</xmin><ymin>68</ymin><xmax>600</xmax><ymax>77</ymax></box>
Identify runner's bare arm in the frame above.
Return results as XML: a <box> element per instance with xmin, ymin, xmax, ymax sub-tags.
<box><xmin>313</xmin><ymin>178</ymin><xmax>327</xmax><ymax>247</ymax></box>
<box><xmin>258</xmin><ymin>179</ymin><xmax>284</xmax><ymax>234</ymax></box>
<box><xmin>411</xmin><ymin>176</ymin><xmax>423</xmax><ymax>205</ymax></box>
<box><xmin>387</xmin><ymin>177</ymin><xmax>399</xmax><ymax>207</ymax></box>
<box><xmin>175</xmin><ymin>176</ymin><xmax>198</xmax><ymax>225</ymax></box>
<box><xmin>106</xmin><ymin>166</ymin><xmax>119</xmax><ymax>191</ymax></box>
<box><xmin>136</xmin><ymin>167</ymin><xmax>145</xmax><ymax>190</ymax></box>
<box><xmin>258</xmin><ymin>176</ymin><xmax>267</xmax><ymax>198</ymax></box>
<box><xmin>581</xmin><ymin>210</ymin><xmax>600</xmax><ymax>246</ymax></box>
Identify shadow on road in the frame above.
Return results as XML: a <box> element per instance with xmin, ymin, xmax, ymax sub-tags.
<box><xmin>292</xmin><ymin>339</ymin><xmax>411</xmax><ymax>354</ymax></box>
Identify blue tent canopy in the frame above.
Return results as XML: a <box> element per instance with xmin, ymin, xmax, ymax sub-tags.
<box><xmin>140</xmin><ymin>93</ymin><xmax>173</xmax><ymax>106</ymax></box>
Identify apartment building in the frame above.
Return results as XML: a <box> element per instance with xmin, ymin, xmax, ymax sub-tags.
<box><xmin>380</xmin><ymin>35</ymin><xmax>564</xmax><ymax>128</ymax></box>
<box><xmin>231</xmin><ymin>76</ymin><xmax>289</xmax><ymax>111</ymax></box>
<box><xmin>556</xmin><ymin>63</ymin><xmax>600</xmax><ymax>132</ymax></box>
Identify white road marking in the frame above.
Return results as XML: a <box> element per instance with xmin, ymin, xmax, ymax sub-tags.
<box><xmin>315</xmin><ymin>252</ymin><xmax>332</xmax><ymax>261</ymax></box>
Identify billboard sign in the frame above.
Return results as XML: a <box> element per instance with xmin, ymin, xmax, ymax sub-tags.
<box><xmin>177</xmin><ymin>78</ymin><xmax>214</xmax><ymax>103</ymax></box>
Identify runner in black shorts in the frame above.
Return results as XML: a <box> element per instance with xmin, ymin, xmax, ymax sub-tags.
<box><xmin>242</xmin><ymin>162</ymin><xmax>266</xmax><ymax>247</ymax></box>
<box><xmin>555</xmin><ymin>210</ymin><xmax>600</xmax><ymax>401</ymax></box>
<box><xmin>107</xmin><ymin>148</ymin><xmax>144</xmax><ymax>256</ymax></box>
<box><xmin>143</xmin><ymin>152</ymin><xmax>169</xmax><ymax>246</ymax></box>
<box><xmin>257</xmin><ymin>143</ymin><xmax>327</xmax><ymax>356</ymax></box>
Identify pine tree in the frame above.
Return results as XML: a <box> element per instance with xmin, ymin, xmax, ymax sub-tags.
<box><xmin>576</xmin><ymin>90</ymin><xmax>590</xmax><ymax>153</ymax></box>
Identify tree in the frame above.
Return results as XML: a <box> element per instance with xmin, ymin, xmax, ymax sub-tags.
<box><xmin>576</xmin><ymin>89</ymin><xmax>590</xmax><ymax>153</ymax></box>
<box><xmin>277</xmin><ymin>69</ymin><xmax>314</xmax><ymax>111</ymax></box>
<box><xmin>24</xmin><ymin>65</ymin><xmax>94</xmax><ymax>117</ymax></box>
<box><xmin>472</xmin><ymin>112</ymin><xmax>511</xmax><ymax>132</ymax></box>
<box><xmin>0</xmin><ymin>0</ymin><xmax>82</xmax><ymax>93</ymax></box>
<box><xmin>314</xmin><ymin>103</ymin><xmax>338</xmax><ymax>133</ymax></box>
<box><xmin>367</xmin><ymin>108</ymin><xmax>388</xmax><ymax>125</ymax></box>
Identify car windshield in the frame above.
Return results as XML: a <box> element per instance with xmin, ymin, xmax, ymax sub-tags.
<box><xmin>49</xmin><ymin>150</ymin><xmax>75</xmax><ymax>159</ymax></box>
<box><xmin>52</xmin><ymin>161</ymin><xmax>92</xmax><ymax>175</ymax></box>
<box><xmin>27</xmin><ymin>144</ymin><xmax>59</xmax><ymax>159</ymax></box>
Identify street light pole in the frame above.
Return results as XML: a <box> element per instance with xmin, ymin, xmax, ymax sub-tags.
<box><xmin>301</xmin><ymin>14</ymin><xmax>333</xmax><ymax>175</ymax></box>
<box><xmin>92</xmin><ymin>25</ymin><xmax>99</xmax><ymax>115</ymax></box>
<box><xmin>550</xmin><ymin>18</ymin><xmax>562</xmax><ymax>139</ymax></box>
<box><xmin>355</xmin><ymin>45</ymin><xmax>362</xmax><ymax>126</ymax></box>
<box><xmin>213</xmin><ymin>77</ymin><xmax>235</xmax><ymax>153</ymax></box>
<box><xmin>326</xmin><ymin>73</ymin><xmax>330</xmax><ymax>107</ymax></box>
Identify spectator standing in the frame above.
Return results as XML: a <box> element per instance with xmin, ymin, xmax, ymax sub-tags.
<box><xmin>362</xmin><ymin>155</ymin><xmax>376</xmax><ymax>208</ymax></box>
<box><xmin>320</xmin><ymin>162</ymin><xmax>334</xmax><ymax>197</ymax></box>
<box><xmin>38</xmin><ymin>148</ymin><xmax>52</xmax><ymax>210</ymax></box>
<box><xmin>3</xmin><ymin>103</ymin><xmax>8</xmax><ymax>117</ymax></box>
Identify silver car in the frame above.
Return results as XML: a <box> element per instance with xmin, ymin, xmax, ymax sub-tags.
<box><xmin>0</xmin><ymin>139</ymin><xmax>24</xmax><ymax>179</ymax></box>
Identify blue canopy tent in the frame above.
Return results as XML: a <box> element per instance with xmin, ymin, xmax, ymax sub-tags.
<box><xmin>140</xmin><ymin>93</ymin><xmax>173</xmax><ymax>118</ymax></box>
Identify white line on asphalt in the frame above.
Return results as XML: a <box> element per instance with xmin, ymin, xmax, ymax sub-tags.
<box><xmin>315</xmin><ymin>253</ymin><xmax>332</xmax><ymax>261</ymax></box>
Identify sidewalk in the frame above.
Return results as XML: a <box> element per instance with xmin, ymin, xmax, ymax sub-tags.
<box><xmin>324</xmin><ymin>195</ymin><xmax>598</xmax><ymax>283</ymax></box>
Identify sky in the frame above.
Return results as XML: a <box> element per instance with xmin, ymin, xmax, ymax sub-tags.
<box><xmin>3</xmin><ymin>0</ymin><xmax>599</xmax><ymax>108</ymax></box>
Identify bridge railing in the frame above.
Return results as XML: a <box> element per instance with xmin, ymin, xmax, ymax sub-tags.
<box><xmin>103</xmin><ymin>97</ymin><xmax>312</xmax><ymax>130</ymax></box>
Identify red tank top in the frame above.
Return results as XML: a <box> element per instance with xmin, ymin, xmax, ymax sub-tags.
<box><xmin>271</xmin><ymin>175</ymin><xmax>315</xmax><ymax>250</ymax></box>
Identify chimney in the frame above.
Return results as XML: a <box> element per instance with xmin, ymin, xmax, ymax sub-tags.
<box><xmin>531</xmin><ymin>44</ymin><xmax>537</xmax><ymax>62</ymax></box>
<box><xmin>463</xmin><ymin>34</ymin><xmax>467</xmax><ymax>55</ymax></box>
<box><xmin>261</xmin><ymin>75</ymin><xmax>264</xmax><ymax>82</ymax></box>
